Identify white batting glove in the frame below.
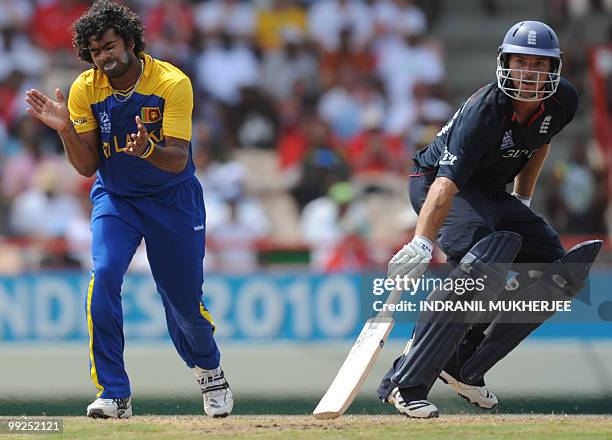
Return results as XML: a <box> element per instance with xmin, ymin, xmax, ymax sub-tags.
<box><xmin>387</xmin><ymin>236</ymin><xmax>433</xmax><ymax>281</ymax></box>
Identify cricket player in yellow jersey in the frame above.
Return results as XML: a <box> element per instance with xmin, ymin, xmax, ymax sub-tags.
<box><xmin>25</xmin><ymin>0</ymin><xmax>233</xmax><ymax>419</ymax></box>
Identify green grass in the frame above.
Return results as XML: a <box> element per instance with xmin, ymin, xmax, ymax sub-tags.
<box><xmin>2</xmin><ymin>396</ymin><xmax>611</xmax><ymax>416</ymax></box>
<box><xmin>2</xmin><ymin>415</ymin><xmax>611</xmax><ymax>440</ymax></box>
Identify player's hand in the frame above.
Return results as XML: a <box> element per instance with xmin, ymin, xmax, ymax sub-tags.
<box><xmin>387</xmin><ymin>238</ymin><xmax>432</xmax><ymax>282</ymax></box>
<box><xmin>25</xmin><ymin>88</ymin><xmax>72</xmax><ymax>134</ymax></box>
<box><xmin>125</xmin><ymin>115</ymin><xmax>149</xmax><ymax>156</ymax></box>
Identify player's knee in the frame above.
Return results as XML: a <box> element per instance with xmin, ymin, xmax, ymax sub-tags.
<box><xmin>92</xmin><ymin>264</ymin><xmax>123</xmax><ymax>288</ymax></box>
<box><xmin>173</xmin><ymin>308</ymin><xmax>215</xmax><ymax>331</ymax></box>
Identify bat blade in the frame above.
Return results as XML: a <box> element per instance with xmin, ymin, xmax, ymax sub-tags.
<box><xmin>312</xmin><ymin>317</ymin><xmax>395</xmax><ymax>419</ymax></box>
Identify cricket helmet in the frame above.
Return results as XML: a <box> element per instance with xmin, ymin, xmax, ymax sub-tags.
<box><xmin>496</xmin><ymin>21</ymin><xmax>562</xmax><ymax>101</ymax></box>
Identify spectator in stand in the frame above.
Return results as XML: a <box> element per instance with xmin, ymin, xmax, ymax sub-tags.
<box><xmin>371</xmin><ymin>0</ymin><xmax>427</xmax><ymax>55</ymax></box>
<box><xmin>387</xmin><ymin>81</ymin><xmax>452</xmax><ymax>146</ymax></box>
<box><xmin>8</xmin><ymin>160</ymin><xmax>84</xmax><ymax>268</ymax></box>
<box><xmin>319</xmin><ymin>27</ymin><xmax>375</xmax><ymax>89</ymax></box>
<box><xmin>318</xmin><ymin>70</ymin><xmax>386</xmax><ymax>140</ymax></box>
<box><xmin>225</xmin><ymin>85</ymin><xmax>280</xmax><ymax>150</ymax></box>
<box><xmin>29</xmin><ymin>0</ymin><xmax>88</xmax><ymax>53</ymax></box>
<box><xmin>277</xmin><ymin>96</ymin><xmax>311</xmax><ymax>173</ymax></box>
<box><xmin>545</xmin><ymin>139</ymin><xmax>608</xmax><ymax>234</ymax></box>
<box><xmin>549</xmin><ymin>0</ymin><xmax>612</xmax><ymax>25</ymax></box>
<box><xmin>0</xmin><ymin>0</ymin><xmax>32</xmax><ymax>32</ymax></box>
<box><xmin>301</xmin><ymin>181</ymin><xmax>370</xmax><ymax>271</ymax></box>
<box><xmin>194</xmin><ymin>31</ymin><xmax>259</xmax><ymax>105</ymax></box>
<box><xmin>205</xmin><ymin>163</ymin><xmax>271</xmax><ymax>273</ymax></box>
<box><xmin>256</xmin><ymin>0</ymin><xmax>307</xmax><ymax>52</ymax></box>
<box><xmin>376</xmin><ymin>15</ymin><xmax>444</xmax><ymax>105</ymax></box>
<box><xmin>9</xmin><ymin>161</ymin><xmax>81</xmax><ymax>238</ymax></box>
<box><xmin>145</xmin><ymin>0</ymin><xmax>195</xmax><ymax>68</ymax></box>
<box><xmin>346</xmin><ymin>106</ymin><xmax>406</xmax><ymax>176</ymax></box>
<box><xmin>65</xmin><ymin>176</ymin><xmax>95</xmax><ymax>269</ymax></box>
<box><xmin>194</xmin><ymin>0</ymin><xmax>256</xmax><ymax>43</ymax></box>
<box><xmin>1</xmin><ymin>117</ymin><xmax>62</xmax><ymax>200</ymax></box>
<box><xmin>0</xmin><ymin>0</ymin><xmax>48</xmax><ymax>81</ymax></box>
<box><xmin>307</xmin><ymin>0</ymin><xmax>373</xmax><ymax>52</ymax></box>
<box><xmin>261</xmin><ymin>26</ymin><xmax>319</xmax><ymax>102</ymax></box>
<box><xmin>0</xmin><ymin>30</ymin><xmax>49</xmax><ymax>84</ymax></box>
<box><xmin>0</xmin><ymin>71</ymin><xmax>26</xmax><ymax>130</ymax></box>
<box><xmin>290</xmin><ymin>117</ymin><xmax>350</xmax><ymax>210</ymax></box>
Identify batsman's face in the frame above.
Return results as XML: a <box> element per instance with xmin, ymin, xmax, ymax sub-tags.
<box><xmin>88</xmin><ymin>29</ymin><xmax>134</xmax><ymax>79</ymax></box>
<box><xmin>507</xmin><ymin>54</ymin><xmax>552</xmax><ymax>98</ymax></box>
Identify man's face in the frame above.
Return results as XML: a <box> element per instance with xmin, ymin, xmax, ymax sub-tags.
<box><xmin>507</xmin><ymin>54</ymin><xmax>552</xmax><ymax>99</ymax></box>
<box><xmin>88</xmin><ymin>29</ymin><xmax>134</xmax><ymax>79</ymax></box>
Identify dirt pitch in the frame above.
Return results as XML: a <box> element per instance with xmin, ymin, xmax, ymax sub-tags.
<box><xmin>4</xmin><ymin>414</ymin><xmax>611</xmax><ymax>440</ymax></box>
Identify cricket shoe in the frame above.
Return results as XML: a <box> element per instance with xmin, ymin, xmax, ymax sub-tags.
<box><xmin>86</xmin><ymin>397</ymin><xmax>132</xmax><ymax>419</ymax></box>
<box><xmin>194</xmin><ymin>366</ymin><xmax>234</xmax><ymax>417</ymax></box>
<box><xmin>387</xmin><ymin>387</ymin><xmax>439</xmax><ymax>418</ymax></box>
<box><xmin>439</xmin><ymin>371</ymin><xmax>498</xmax><ymax>409</ymax></box>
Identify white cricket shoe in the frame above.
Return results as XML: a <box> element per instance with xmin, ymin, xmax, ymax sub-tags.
<box><xmin>194</xmin><ymin>366</ymin><xmax>234</xmax><ymax>417</ymax></box>
<box><xmin>439</xmin><ymin>371</ymin><xmax>498</xmax><ymax>409</ymax></box>
<box><xmin>388</xmin><ymin>387</ymin><xmax>439</xmax><ymax>418</ymax></box>
<box><xmin>86</xmin><ymin>397</ymin><xmax>132</xmax><ymax>419</ymax></box>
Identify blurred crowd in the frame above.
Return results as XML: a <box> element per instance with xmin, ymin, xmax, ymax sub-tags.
<box><xmin>0</xmin><ymin>0</ymin><xmax>609</xmax><ymax>274</ymax></box>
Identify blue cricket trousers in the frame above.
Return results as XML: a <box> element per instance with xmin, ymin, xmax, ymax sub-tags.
<box><xmin>86</xmin><ymin>176</ymin><xmax>219</xmax><ymax>398</ymax></box>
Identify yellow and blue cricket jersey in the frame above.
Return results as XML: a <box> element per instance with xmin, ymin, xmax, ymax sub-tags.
<box><xmin>68</xmin><ymin>53</ymin><xmax>196</xmax><ymax>196</ymax></box>
<box><xmin>68</xmin><ymin>54</ymin><xmax>220</xmax><ymax>399</ymax></box>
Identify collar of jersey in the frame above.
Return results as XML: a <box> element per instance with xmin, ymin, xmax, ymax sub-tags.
<box><xmin>97</xmin><ymin>53</ymin><xmax>152</xmax><ymax>90</ymax></box>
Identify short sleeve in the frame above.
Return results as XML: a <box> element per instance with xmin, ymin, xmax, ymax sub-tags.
<box><xmin>67</xmin><ymin>75</ymin><xmax>98</xmax><ymax>133</ymax></box>
<box><xmin>434</xmin><ymin>103</ymin><xmax>491</xmax><ymax>189</ymax></box>
<box><xmin>559</xmin><ymin>78</ymin><xmax>578</xmax><ymax>128</ymax></box>
<box><xmin>162</xmin><ymin>77</ymin><xmax>193</xmax><ymax>141</ymax></box>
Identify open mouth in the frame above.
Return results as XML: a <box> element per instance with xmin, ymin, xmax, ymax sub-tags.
<box><xmin>103</xmin><ymin>61</ymin><xmax>117</xmax><ymax>71</ymax></box>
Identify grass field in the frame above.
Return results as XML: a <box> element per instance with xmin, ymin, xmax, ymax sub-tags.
<box><xmin>2</xmin><ymin>415</ymin><xmax>611</xmax><ymax>440</ymax></box>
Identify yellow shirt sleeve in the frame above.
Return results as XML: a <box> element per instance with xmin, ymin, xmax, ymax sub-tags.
<box><xmin>162</xmin><ymin>77</ymin><xmax>193</xmax><ymax>141</ymax></box>
<box><xmin>67</xmin><ymin>74</ymin><xmax>98</xmax><ymax>133</ymax></box>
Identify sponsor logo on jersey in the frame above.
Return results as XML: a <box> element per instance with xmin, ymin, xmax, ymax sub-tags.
<box><xmin>502</xmin><ymin>148</ymin><xmax>537</xmax><ymax>159</ymax></box>
<box><xmin>500</xmin><ymin>130</ymin><xmax>514</xmax><ymax>150</ymax></box>
<box><xmin>539</xmin><ymin>115</ymin><xmax>552</xmax><ymax>134</ymax></box>
<box><xmin>527</xmin><ymin>30</ymin><xmax>537</xmax><ymax>45</ymax></box>
<box><xmin>439</xmin><ymin>146</ymin><xmax>458</xmax><ymax>166</ymax></box>
<box><xmin>99</xmin><ymin>112</ymin><xmax>111</xmax><ymax>134</ymax></box>
<box><xmin>141</xmin><ymin>107</ymin><xmax>162</xmax><ymax>123</ymax></box>
<box><xmin>72</xmin><ymin>116</ymin><xmax>88</xmax><ymax>126</ymax></box>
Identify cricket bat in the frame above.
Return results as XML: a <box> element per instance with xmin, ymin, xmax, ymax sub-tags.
<box><xmin>312</xmin><ymin>288</ymin><xmax>403</xmax><ymax>419</ymax></box>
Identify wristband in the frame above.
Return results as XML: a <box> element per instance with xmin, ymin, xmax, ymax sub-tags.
<box><xmin>139</xmin><ymin>138</ymin><xmax>156</xmax><ymax>159</ymax></box>
<box><xmin>412</xmin><ymin>235</ymin><xmax>433</xmax><ymax>256</ymax></box>
<box><xmin>511</xmin><ymin>192</ymin><xmax>531</xmax><ymax>207</ymax></box>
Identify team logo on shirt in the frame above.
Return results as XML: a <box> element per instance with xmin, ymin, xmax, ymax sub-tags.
<box><xmin>141</xmin><ymin>107</ymin><xmax>162</xmax><ymax>123</ymax></box>
<box><xmin>539</xmin><ymin>115</ymin><xmax>552</xmax><ymax>134</ymax></box>
<box><xmin>99</xmin><ymin>112</ymin><xmax>111</xmax><ymax>134</ymax></box>
<box><xmin>500</xmin><ymin>130</ymin><xmax>514</xmax><ymax>149</ymax></box>
<box><xmin>439</xmin><ymin>146</ymin><xmax>458</xmax><ymax>166</ymax></box>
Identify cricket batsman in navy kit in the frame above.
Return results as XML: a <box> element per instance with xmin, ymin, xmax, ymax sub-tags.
<box><xmin>25</xmin><ymin>0</ymin><xmax>233</xmax><ymax>419</ymax></box>
<box><xmin>377</xmin><ymin>20</ymin><xmax>602</xmax><ymax>417</ymax></box>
